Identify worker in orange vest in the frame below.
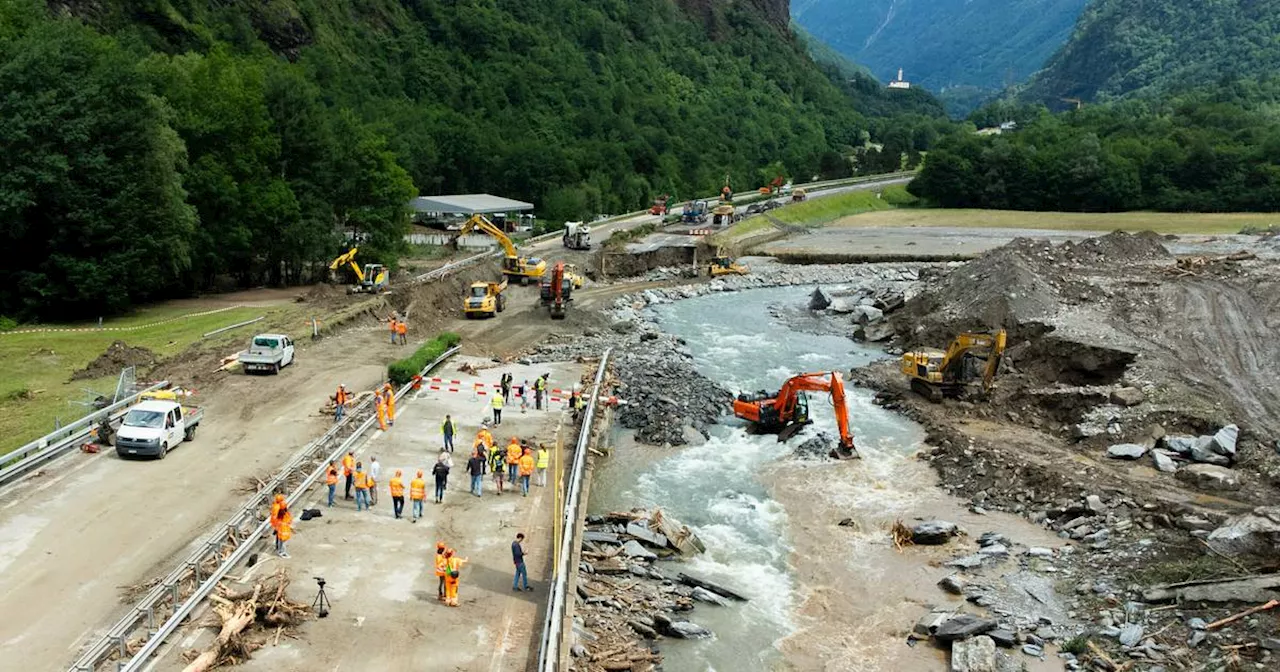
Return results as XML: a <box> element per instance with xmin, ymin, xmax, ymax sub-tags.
<box><xmin>382</xmin><ymin>382</ymin><xmax>396</xmax><ymax>425</ymax></box>
<box><xmin>389</xmin><ymin>469</ymin><xmax>405</xmax><ymax>519</ymax></box>
<box><xmin>518</xmin><ymin>446</ymin><xmax>535</xmax><ymax>497</ymax></box>
<box><xmin>325</xmin><ymin>461</ymin><xmax>339</xmax><ymax>507</ymax></box>
<box><xmin>353</xmin><ymin>462</ymin><xmax>370</xmax><ymax>511</ymax></box>
<box><xmin>388</xmin><ymin>316</ymin><xmax>398</xmax><ymax>344</ymax></box>
<box><xmin>333</xmin><ymin>384</ymin><xmax>349</xmax><ymax>423</ymax></box>
<box><xmin>409</xmin><ymin>470</ymin><xmax>427</xmax><ymax>522</ymax></box>
<box><xmin>444</xmin><ymin>548</ymin><xmax>467</xmax><ymax>607</ymax></box>
<box><xmin>396</xmin><ymin>320</ymin><xmax>407</xmax><ymax>345</ymax></box>
<box><xmin>342</xmin><ymin>451</ymin><xmax>356</xmax><ymax>500</ymax></box>
<box><xmin>505</xmin><ymin>438</ymin><xmax>522</xmax><ymax>485</ymax></box>
<box><xmin>375</xmin><ymin>391</ymin><xmax>389</xmax><ymax>431</ymax></box>
<box><xmin>269</xmin><ymin>492</ymin><xmax>285</xmax><ymax>554</ymax></box>
<box><xmin>434</xmin><ymin>541</ymin><xmax>448</xmax><ymax>601</ymax></box>
<box><xmin>275</xmin><ymin>500</ymin><xmax>293</xmax><ymax>559</ymax></box>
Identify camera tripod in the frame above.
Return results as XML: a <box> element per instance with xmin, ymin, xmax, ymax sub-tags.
<box><xmin>312</xmin><ymin>578</ymin><xmax>331</xmax><ymax>618</ymax></box>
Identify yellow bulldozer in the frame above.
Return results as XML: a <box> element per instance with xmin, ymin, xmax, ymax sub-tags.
<box><xmin>463</xmin><ymin>279</ymin><xmax>508</xmax><ymax>319</ymax></box>
<box><xmin>901</xmin><ymin>329</ymin><xmax>1006</xmax><ymax>402</ymax></box>
<box><xmin>707</xmin><ymin>247</ymin><xmax>749</xmax><ymax>277</ymax></box>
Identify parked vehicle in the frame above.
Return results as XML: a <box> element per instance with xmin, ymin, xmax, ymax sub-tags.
<box><xmin>115</xmin><ymin>399</ymin><xmax>204</xmax><ymax>459</ymax></box>
<box><xmin>238</xmin><ymin>334</ymin><xmax>296</xmax><ymax>375</ymax></box>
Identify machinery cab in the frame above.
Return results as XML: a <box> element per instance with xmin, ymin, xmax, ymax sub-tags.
<box><xmin>901</xmin><ymin>349</ymin><xmax>947</xmax><ymax>382</ymax></box>
<box><xmin>791</xmin><ymin>188</ymin><xmax>807</xmax><ymax>202</ymax></box>
<box><xmin>360</xmin><ymin>263</ymin><xmax>388</xmax><ymax>291</ymax></box>
<box><xmin>711</xmin><ymin>204</ymin><xmax>735</xmax><ymax>227</ymax></box>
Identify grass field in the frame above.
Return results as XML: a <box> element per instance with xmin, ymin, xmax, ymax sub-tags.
<box><xmin>832</xmin><ymin>208</ymin><xmax>1279</xmax><ymax>234</ymax></box>
<box><xmin>773</xmin><ymin>190</ymin><xmax>895</xmax><ymax>226</ymax></box>
<box><xmin>0</xmin><ymin>303</ymin><xmax>299</xmax><ymax>454</ymax></box>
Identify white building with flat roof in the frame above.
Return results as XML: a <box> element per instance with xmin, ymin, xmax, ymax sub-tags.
<box><xmin>888</xmin><ymin>68</ymin><xmax>910</xmax><ymax>89</ymax></box>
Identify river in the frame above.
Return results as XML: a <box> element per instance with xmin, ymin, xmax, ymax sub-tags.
<box><xmin>589</xmin><ymin>286</ymin><xmax>1062</xmax><ymax>671</ymax></box>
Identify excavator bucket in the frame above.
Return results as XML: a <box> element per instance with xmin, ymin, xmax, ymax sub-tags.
<box><xmin>776</xmin><ymin>423</ymin><xmax>806</xmax><ymax>443</ymax></box>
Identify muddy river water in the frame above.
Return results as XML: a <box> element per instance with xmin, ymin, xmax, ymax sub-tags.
<box><xmin>590</xmin><ymin>286</ymin><xmax>1064</xmax><ymax>671</ymax></box>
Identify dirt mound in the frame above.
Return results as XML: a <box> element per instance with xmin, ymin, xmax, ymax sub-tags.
<box><xmin>300</xmin><ymin>283</ymin><xmax>343</xmax><ymax>301</ymax></box>
<box><xmin>1057</xmin><ymin>230</ymin><xmax>1170</xmax><ymax>265</ymax></box>
<box><xmin>71</xmin><ymin>340</ymin><xmax>157</xmax><ymax>381</ymax></box>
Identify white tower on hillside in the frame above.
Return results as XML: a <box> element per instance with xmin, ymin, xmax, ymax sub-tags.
<box><xmin>888</xmin><ymin>68</ymin><xmax>911</xmax><ymax>89</ymax></box>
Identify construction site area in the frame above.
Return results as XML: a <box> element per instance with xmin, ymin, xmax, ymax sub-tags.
<box><xmin>3</xmin><ymin>180</ymin><xmax>1280</xmax><ymax>672</ymax></box>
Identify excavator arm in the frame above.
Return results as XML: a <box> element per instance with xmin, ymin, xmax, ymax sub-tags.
<box><xmin>329</xmin><ymin>248</ymin><xmax>365</xmax><ymax>282</ymax></box>
<box><xmin>735</xmin><ymin>371</ymin><xmax>856</xmax><ymax>456</ymax></box>
<box><xmin>458</xmin><ymin>215</ymin><xmax>519</xmax><ymax>258</ymax></box>
<box><xmin>939</xmin><ymin>330</ymin><xmax>1007</xmax><ymax>390</ymax></box>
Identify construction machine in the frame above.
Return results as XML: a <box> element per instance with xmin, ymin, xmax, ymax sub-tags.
<box><xmin>457</xmin><ymin>214</ymin><xmax>546</xmax><ymax>284</ymax></box>
<box><xmin>707</xmin><ymin>248</ymin><xmax>749</xmax><ymax>277</ymax></box>
<box><xmin>539</xmin><ymin>261</ymin><xmax>572</xmax><ymax>319</ymax></box>
<box><xmin>681</xmin><ymin>200</ymin><xmax>709</xmax><ymax>225</ymax></box>
<box><xmin>649</xmin><ymin>196</ymin><xmax>669</xmax><ymax>216</ymax></box>
<box><xmin>463</xmin><ymin>279</ymin><xmax>508</xmax><ymax>318</ymax></box>
<box><xmin>711</xmin><ymin>204</ymin><xmax>736</xmax><ymax>227</ymax></box>
<box><xmin>901</xmin><ymin>329</ymin><xmax>1007</xmax><ymax>402</ymax></box>
<box><xmin>329</xmin><ymin>248</ymin><xmax>389</xmax><ymax>294</ymax></box>
<box><xmin>733</xmin><ymin>371</ymin><xmax>857</xmax><ymax>459</ymax></box>
<box><xmin>563</xmin><ymin>263</ymin><xmax>586</xmax><ymax>289</ymax></box>
<box><xmin>791</xmin><ymin>188</ymin><xmax>807</xmax><ymax>203</ymax></box>
<box><xmin>562</xmin><ymin>221</ymin><xmax>591</xmax><ymax>250</ymax></box>
<box><xmin>720</xmin><ymin>175</ymin><xmax>732</xmax><ymax>203</ymax></box>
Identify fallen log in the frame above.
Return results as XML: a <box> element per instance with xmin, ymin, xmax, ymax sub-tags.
<box><xmin>676</xmin><ymin>573</ymin><xmax>748</xmax><ymax>602</ymax></box>
<box><xmin>182</xmin><ymin>585</ymin><xmax>261</xmax><ymax>672</ymax></box>
<box><xmin>1142</xmin><ymin>574</ymin><xmax>1280</xmax><ymax>604</ymax></box>
<box><xmin>1206</xmin><ymin>599</ymin><xmax>1279</xmax><ymax>630</ymax></box>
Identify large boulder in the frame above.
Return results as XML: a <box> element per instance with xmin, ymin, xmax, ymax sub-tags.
<box><xmin>933</xmin><ymin>613</ymin><xmax>998</xmax><ymax>641</ymax></box>
<box><xmin>1151</xmin><ymin>450</ymin><xmax>1179</xmax><ymax>473</ymax></box>
<box><xmin>1207</xmin><ymin>424</ymin><xmax>1240</xmax><ymax>458</ymax></box>
<box><xmin>1190</xmin><ymin>437</ymin><xmax>1231</xmax><ymax>466</ymax></box>
<box><xmin>1162</xmin><ymin>435</ymin><xmax>1196</xmax><ymax>455</ymax></box>
<box><xmin>827</xmin><ymin>297</ymin><xmax>859</xmax><ymax>314</ymax></box>
<box><xmin>950</xmin><ymin>635</ymin><xmax>997</xmax><ymax>672</ymax></box>
<box><xmin>1107</xmin><ymin>443</ymin><xmax>1148</xmax><ymax>460</ymax></box>
<box><xmin>850</xmin><ymin>305</ymin><xmax>884</xmax><ymax>325</ymax></box>
<box><xmin>808</xmin><ymin>287</ymin><xmax>831</xmax><ymax>311</ymax></box>
<box><xmin>1110</xmin><ymin>387</ymin><xmax>1146</xmax><ymax>407</ymax></box>
<box><xmin>1207</xmin><ymin>507</ymin><xmax>1280</xmax><ymax>557</ymax></box>
<box><xmin>912</xmin><ymin>520</ymin><xmax>960</xmax><ymax>545</ymax></box>
<box><xmin>1177</xmin><ymin>464</ymin><xmax>1241</xmax><ymax>491</ymax></box>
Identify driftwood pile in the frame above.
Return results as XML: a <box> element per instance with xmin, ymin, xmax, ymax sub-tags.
<box><xmin>180</xmin><ymin>569</ymin><xmax>311</xmax><ymax>672</ymax></box>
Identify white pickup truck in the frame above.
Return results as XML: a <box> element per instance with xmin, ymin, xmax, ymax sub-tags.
<box><xmin>115</xmin><ymin>399</ymin><xmax>204</xmax><ymax>459</ymax></box>
<box><xmin>238</xmin><ymin>333</ymin><xmax>296</xmax><ymax>375</ymax></box>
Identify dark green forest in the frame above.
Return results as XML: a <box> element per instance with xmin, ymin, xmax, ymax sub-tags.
<box><xmin>1</xmin><ymin>0</ymin><xmax>939</xmax><ymax>320</ymax></box>
<box><xmin>911</xmin><ymin>80</ymin><xmax>1280</xmax><ymax>212</ymax></box>
<box><xmin>1023</xmin><ymin>0</ymin><xmax>1280</xmax><ymax>104</ymax></box>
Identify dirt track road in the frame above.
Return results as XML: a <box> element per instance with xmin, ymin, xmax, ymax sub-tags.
<box><xmin>0</xmin><ymin>324</ymin><xmax>399</xmax><ymax>670</ymax></box>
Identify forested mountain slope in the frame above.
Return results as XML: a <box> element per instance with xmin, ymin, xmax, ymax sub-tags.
<box><xmin>1023</xmin><ymin>0</ymin><xmax>1280</xmax><ymax>103</ymax></box>
<box><xmin>2</xmin><ymin>0</ymin><xmax>924</xmax><ymax>318</ymax></box>
<box><xmin>792</xmin><ymin>0</ymin><xmax>1086</xmax><ymax>105</ymax></box>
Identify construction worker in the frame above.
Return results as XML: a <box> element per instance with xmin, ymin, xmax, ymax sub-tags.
<box><xmin>375</xmin><ymin>390</ymin><xmax>389</xmax><ymax>431</ymax></box>
<box><xmin>396</xmin><ymin>319</ymin><xmax>407</xmax><ymax>345</ymax></box>
<box><xmin>270</xmin><ymin>493</ymin><xmax>286</xmax><ymax>554</ymax></box>
<box><xmin>353</xmin><ymin>462</ymin><xmax>370</xmax><ymax>511</ymax></box>
<box><xmin>490</xmin><ymin>445</ymin><xmax>506</xmax><ymax>495</ymax></box>
<box><xmin>491</xmin><ymin>391</ymin><xmax>503</xmax><ymax>426</ymax></box>
<box><xmin>512</xmin><ymin>533</ymin><xmax>530</xmax><ymax>592</ymax></box>
<box><xmin>467</xmin><ymin>449</ymin><xmax>485</xmax><ymax>497</ymax></box>
<box><xmin>518</xmin><ymin>446</ymin><xmax>535</xmax><ymax>497</ymax></box>
<box><xmin>432</xmin><ymin>453</ymin><xmax>450</xmax><ymax>504</ymax></box>
<box><xmin>342</xmin><ymin>451</ymin><xmax>356</xmax><ymax>500</ymax></box>
<box><xmin>389</xmin><ymin>316</ymin><xmax>398</xmax><ymax>344</ymax></box>
<box><xmin>442</xmin><ymin>414</ymin><xmax>455</xmax><ymax>453</ymax></box>
<box><xmin>333</xmin><ymin>384</ymin><xmax>349</xmax><ymax>422</ymax></box>
<box><xmin>535</xmin><ymin>444</ymin><xmax>549</xmax><ymax>487</ymax></box>
<box><xmin>535</xmin><ymin>376</ymin><xmax>547</xmax><ymax>410</ymax></box>
<box><xmin>389</xmin><ymin>469</ymin><xmax>405</xmax><ymax>519</ymax></box>
<box><xmin>382</xmin><ymin>382</ymin><xmax>396</xmax><ymax>426</ymax></box>
<box><xmin>505</xmin><ymin>438</ymin><xmax>522</xmax><ymax>485</ymax></box>
<box><xmin>410</xmin><ymin>470</ymin><xmax>427</xmax><ymax>521</ymax></box>
<box><xmin>444</xmin><ymin>548</ymin><xmax>467</xmax><ymax>607</ymax></box>
<box><xmin>501</xmin><ymin>373</ymin><xmax>512</xmax><ymax>404</ymax></box>
<box><xmin>369</xmin><ymin>456</ymin><xmax>381</xmax><ymax>506</ymax></box>
<box><xmin>325</xmin><ymin>462</ymin><xmax>339</xmax><ymax>507</ymax></box>
<box><xmin>518</xmin><ymin>379</ymin><xmax>529</xmax><ymax>413</ymax></box>
<box><xmin>275</xmin><ymin>502</ymin><xmax>293</xmax><ymax>559</ymax></box>
<box><xmin>434</xmin><ymin>542</ymin><xmax>448</xmax><ymax>601</ymax></box>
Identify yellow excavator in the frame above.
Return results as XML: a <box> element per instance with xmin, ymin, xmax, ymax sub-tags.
<box><xmin>707</xmin><ymin>247</ymin><xmax>749</xmax><ymax>277</ymax></box>
<box><xmin>458</xmin><ymin>214</ymin><xmax>546</xmax><ymax>284</ymax></box>
<box><xmin>329</xmin><ymin>248</ymin><xmax>389</xmax><ymax>294</ymax></box>
<box><xmin>901</xmin><ymin>329</ymin><xmax>1007</xmax><ymax>402</ymax></box>
<box><xmin>463</xmin><ymin>279</ymin><xmax>508</xmax><ymax>318</ymax></box>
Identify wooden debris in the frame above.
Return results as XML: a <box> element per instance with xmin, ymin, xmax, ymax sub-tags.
<box><xmin>182</xmin><ymin>569</ymin><xmax>310</xmax><ymax>671</ymax></box>
<box><xmin>890</xmin><ymin>519</ymin><xmax>914</xmax><ymax>551</ymax></box>
<box><xmin>1206</xmin><ymin>599</ymin><xmax>1279</xmax><ymax>630</ymax></box>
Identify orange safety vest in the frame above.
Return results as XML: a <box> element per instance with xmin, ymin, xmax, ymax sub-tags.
<box><xmin>434</xmin><ymin>552</ymin><xmax>448</xmax><ymax>577</ymax></box>
<box><xmin>342</xmin><ymin>455</ymin><xmax>355</xmax><ymax>476</ymax></box>
<box><xmin>325</xmin><ymin>466</ymin><xmax>338</xmax><ymax>486</ymax></box>
<box><xmin>270</xmin><ymin>501</ymin><xmax>283</xmax><ymax>530</ymax></box>
<box><xmin>410</xmin><ymin>478</ymin><xmax>426</xmax><ymax>500</ymax></box>
<box><xmin>336</xmin><ymin>387</ymin><xmax>348</xmax><ymax>405</ymax></box>
<box><xmin>446</xmin><ymin>556</ymin><xmax>464</xmax><ymax>581</ymax></box>
<box><xmin>354</xmin><ymin>471</ymin><xmax>369</xmax><ymax>490</ymax></box>
<box><xmin>396</xmin><ymin>322</ymin><xmax>407</xmax><ymax>335</ymax></box>
<box><xmin>277</xmin><ymin>519</ymin><xmax>292</xmax><ymax>542</ymax></box>
<box><xmin>519</xmin><ymin>453</ymin><xmax>535</xmax><ymax>477</ymax></box>
<box><xmin>389</xmin><ymin>476</ymin><xmax>404</xmax><ymax>497</ymax></box>
<box><xmin>506</xmin><ymin>443</ymin><xmax>521</xmax><ymax>465</ymax></box>
<box><xmin>389</xmin><ymin>319</ymin><xmax>398</xmax><ymax>332</ymax></box>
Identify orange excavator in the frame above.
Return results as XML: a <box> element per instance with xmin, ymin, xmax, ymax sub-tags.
<box><xmin>539</xmin><ymin>261</ymin><xmax>572</xmax><ymax>319</ymax></box>
<box><xmin>732</xmin><ymin>371</ymin><xmax>858</xmax><ymax>459</ymax></box>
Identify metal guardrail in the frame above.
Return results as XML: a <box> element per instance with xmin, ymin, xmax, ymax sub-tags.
<box><xmin>69</xmin><ymin>346</ymin><xmax>461</xmax><ymax>672</ymax></box>
<box><xmin>0</xmin><ymin>381</ymin><xmax>169</xmax><ymax>489</ymax></box>
<box><xmin>537</xmin><ymin>348</ymin><xmax>612</xmax><ymax>671</ymax></box>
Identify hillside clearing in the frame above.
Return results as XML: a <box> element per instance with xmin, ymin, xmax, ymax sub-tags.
<box><xmin>831</xmin><ymin>208</ymin><xmax>1278</xmax><ymax>234</ymax></box>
